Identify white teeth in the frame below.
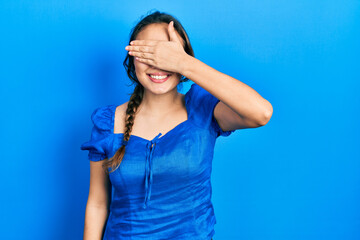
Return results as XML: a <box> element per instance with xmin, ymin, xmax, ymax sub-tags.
<box><xmin>150</xmin><ymin>75</ymin><xmax>168</xmax><ymax>79</ymax></box>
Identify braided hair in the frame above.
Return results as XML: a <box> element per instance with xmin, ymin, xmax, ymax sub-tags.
<box><xmin>103</xmin><ymin>10</ymin><xmax>195</xmax><ymax>173</ymax></box>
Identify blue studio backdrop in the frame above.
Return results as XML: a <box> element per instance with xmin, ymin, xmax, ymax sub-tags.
<box><xmin>0</xmin><ymin>1</ymin><xmax>359</xmax><ymax>240</ymax></box>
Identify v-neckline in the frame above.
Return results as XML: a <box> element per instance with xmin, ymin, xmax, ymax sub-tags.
<box><xmin>111</xmin><ymin>93</ymin><xmax>190</xmax><ymax>143</ymax></box>
<box><xmin>114</xmin><ymin>119</ymin><xmax>189</xmax><ymax>142</ymax></box>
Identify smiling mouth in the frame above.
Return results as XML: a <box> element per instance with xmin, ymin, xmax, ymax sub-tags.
<box><xmin>147</xmin><ymin>74</ymin><xmax>171</xmax><ymax>83</ymax></box>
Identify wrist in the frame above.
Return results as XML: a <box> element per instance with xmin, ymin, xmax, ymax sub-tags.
<box><xmin>178</xmin><ymin>54</ymin><xmax>194</xmax><ymax>77</ymax></box>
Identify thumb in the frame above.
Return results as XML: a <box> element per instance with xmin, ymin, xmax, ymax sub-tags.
<box><xmin>168</xmin><ymin>21</ymin><xmax>180</xmax><ymax>43</ymax></box>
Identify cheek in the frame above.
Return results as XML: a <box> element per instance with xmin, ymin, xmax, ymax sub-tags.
<box><xmin>133</xmin><ymin>61</ymin><xmax>149</xmax><ymax>83</ymax></box>
<box><xmin>134</xmin><ymin>59</ymin><xmax>151</xmax><ymax>70</ymax></box>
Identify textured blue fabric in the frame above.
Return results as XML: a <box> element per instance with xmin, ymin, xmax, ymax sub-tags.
<box><xmin>80</xmin><ymin>83</ymin><xmax>235</xmax><ymax>240</ymax></box>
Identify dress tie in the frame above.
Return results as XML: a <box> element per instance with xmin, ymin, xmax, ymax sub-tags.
<box><xmin>143</xmin><ymin>132</ymin><xmax>162</xmax><ymax>209</ymax></box>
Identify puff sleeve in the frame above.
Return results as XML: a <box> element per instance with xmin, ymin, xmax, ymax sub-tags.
<box><xmin>186</xmin><ymin>83</ymin><xmax>235</xmax><ymax>138</ymax></box>
<box><xmin>80</xmin><ymin>105</ymin><xmax>113</xmax><ymax>161</ymax></box>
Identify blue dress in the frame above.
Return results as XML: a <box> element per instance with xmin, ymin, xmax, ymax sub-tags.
<box><xmin>80</xmin><ymin>83</ymin><xmax>235</xmax><ymax>240</ymax></box>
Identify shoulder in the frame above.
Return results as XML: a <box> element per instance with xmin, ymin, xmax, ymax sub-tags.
<box><xmin>186</xmin><ymin>83</ymin><xmax>217</xmax><ymax>104</ymax></box>
<box><xmin>185</xmin><ymin>83</ymin><xmax>219</xmax><ymax>115</ymax></box>
<box><xmin>113</xmin><ymin>101</ymin><xmax>129</xmax><ymax>133</ymax></box>
<box><xmin>114</xmin><ymin>101</ymin><xmax>129</xmax><ymax>119</ymax></box>
<box><xmin>185</xmin><ymin>83</ymin><xmax>224</xmax><ymax>134</ymax></box>
<box><xmin>90</xmin><ymin>104</ymin><xmax>117</xmax><ymax>132</ymax></box>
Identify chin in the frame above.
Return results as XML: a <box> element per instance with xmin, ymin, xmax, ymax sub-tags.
<box><xmin>147</xmin><ymin>82</ymin><xmax>177</xmax><ymax>95</ymax></box>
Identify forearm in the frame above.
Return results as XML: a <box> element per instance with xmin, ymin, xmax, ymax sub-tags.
<box><xmin>83</xmin><ymin>204</ymin><xmax>109</xmax><ymax>240</ymax></box>
<box><xmin>180</xmin><ymin>55</ymin><xmax>273</xmax><ymax>123</ymax></box>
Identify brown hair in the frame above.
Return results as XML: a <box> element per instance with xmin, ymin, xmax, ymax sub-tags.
<box><xmin>103</xmin><ymin>10</ymin><xmax>195</xmax><ymax>173</ymax></box>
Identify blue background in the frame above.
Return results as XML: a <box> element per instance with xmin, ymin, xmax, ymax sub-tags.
<box><xmin>1</xmin><ymin>1</ymin><xmax>359</xmax><ymax>239</ymax></box>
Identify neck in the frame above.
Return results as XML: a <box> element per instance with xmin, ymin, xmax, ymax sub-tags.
<box><xmin>139</xmin><ymin>87</ymin><xmax>184</xmax><ymax>117</ymax></box>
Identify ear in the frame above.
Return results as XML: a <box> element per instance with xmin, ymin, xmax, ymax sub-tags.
<box><xmin>168</xmin><ymin>21</ymin><xmax>182</xmax><ymax>44</ymax></box>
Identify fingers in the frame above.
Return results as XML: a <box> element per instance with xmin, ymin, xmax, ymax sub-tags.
<box><xmin>168</xmin><ymin>21</ymin><xmax>182</xmax><ymax>43</ymax></box>
<box><xmin>125</xmin><ymin>45</ymin><xmax>153</xmax><ymax>53</ymax></box>
<box><xmin>125</xmin><ymin>44</ymin><xmax>153</xmax><ymax>61</ymax></box>
<box><xmin>129</xmin><ymin>40</ymin><xmax>157</xmax><ymax>46</ymax></box>
<box><xmin>134</xmin><ymin>57</ymin><xmax>154</xmax><ymax>66</ymax></box>
<box><xmin>128</xmin><ymin>50</ymin><xmax>153</xmax><ymax>60</ymax></box>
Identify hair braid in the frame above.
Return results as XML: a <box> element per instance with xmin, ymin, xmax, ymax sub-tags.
<box><xmin>103</xmin><ymin>84</ymin><xmax>144</xmax><ymax>173</ymax></box>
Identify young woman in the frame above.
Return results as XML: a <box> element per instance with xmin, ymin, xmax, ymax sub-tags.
<box><xmin>81</xmin><ymin>10</ymin><xmax>273</xmax><ymax>240</ymax></box>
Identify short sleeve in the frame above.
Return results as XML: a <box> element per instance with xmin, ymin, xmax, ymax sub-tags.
<box><xmin>80</xmin><ymin>105</ymin><xmax>113</xmax><ymax>161</ymax></box>
<box><xmin>186</xmin><ymin>83</ymin><xmax>235</xmax><ymax>138</ymax></box>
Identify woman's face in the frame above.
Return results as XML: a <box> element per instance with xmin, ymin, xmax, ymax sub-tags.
<box><xmin>133</xmin><ymin>23</ymin><xmax>184</xmax><ymax>95</ymax></box>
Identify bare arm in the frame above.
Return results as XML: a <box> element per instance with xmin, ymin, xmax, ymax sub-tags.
<box><xmin>180</xmin><ymin>55</ymin><xmax>273</xmax><ymax>131</ymax></box>
<box><xmin>84</xmin><ymin>160</ymin><xmax>112</xmax><ymax>240</ymax></box>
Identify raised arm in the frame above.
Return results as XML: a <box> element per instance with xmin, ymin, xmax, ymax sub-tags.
<box><xmin>180</xmin><ymin>55</ymin><xmax>273</xmax><ymax>131</ymax></box>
